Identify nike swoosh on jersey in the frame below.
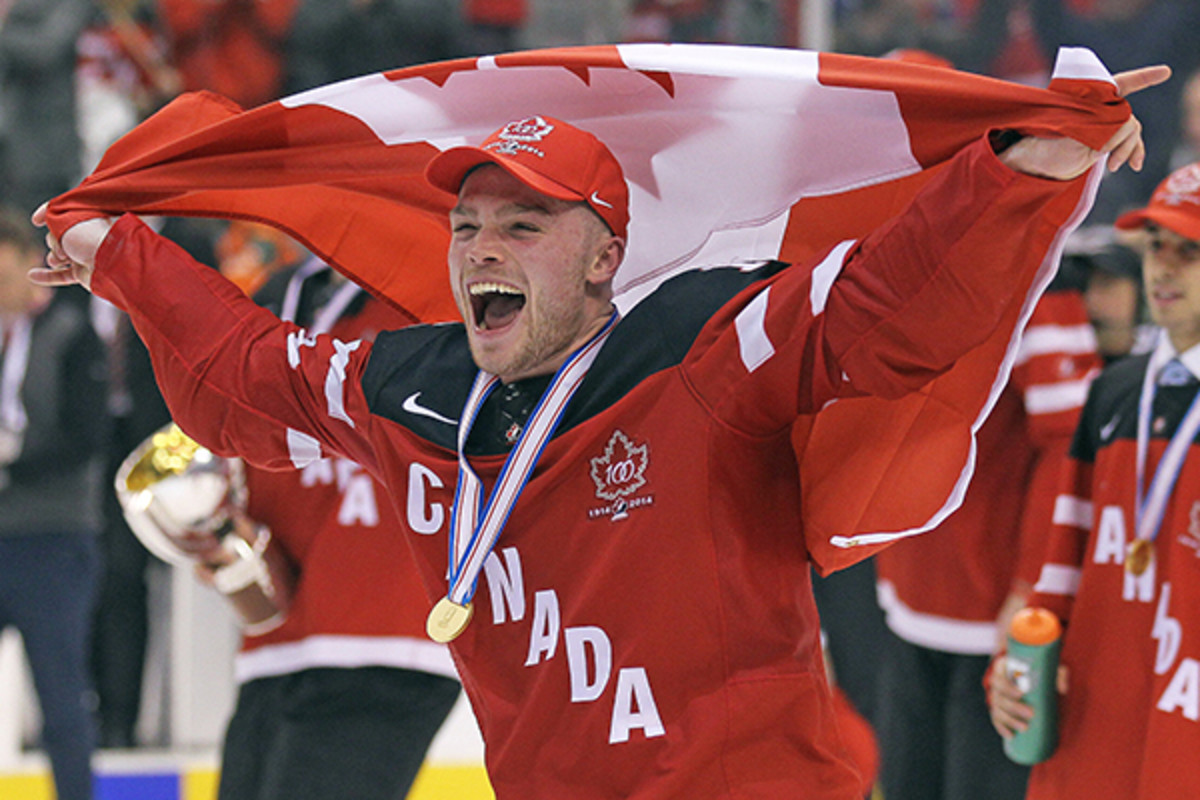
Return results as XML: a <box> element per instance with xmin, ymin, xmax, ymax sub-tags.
<box><xmin>402</xmin><ymin>392</ymin><xmax>458</xmax><ymax>426</ymax></box>
<box><xmin>1100</xmin><ymin>413</ymin><xmax>1120</xmax><ymax>442</ymax></box>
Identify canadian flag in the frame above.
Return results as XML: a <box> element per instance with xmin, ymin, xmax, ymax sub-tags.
<box><xmin>47</xmin><ymin>44</ymin><xmax>1128</xmax><ymax>571</ymax></box>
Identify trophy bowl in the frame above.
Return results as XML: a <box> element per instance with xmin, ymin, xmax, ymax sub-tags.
<box><xmin>115</xmin><ymin>422</ymin><xmax>245</xmax><ymax>567</ymax></box>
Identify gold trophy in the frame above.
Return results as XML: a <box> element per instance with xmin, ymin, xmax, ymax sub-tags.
<box><xmin>116</xmin><ymin>423</ymin><xmax>294</xmax><ymax>632</ymax></box>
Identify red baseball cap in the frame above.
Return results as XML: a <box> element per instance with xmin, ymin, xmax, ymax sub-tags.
<box><xmin>1115</xmin><ymin>162</ymin><xmax>1200</xmax><ymax>241</ymax></box>
<box><xmin>425</xmin><ymin>115</ymin><xmax>630</xmax><ymax>239</ymax></box>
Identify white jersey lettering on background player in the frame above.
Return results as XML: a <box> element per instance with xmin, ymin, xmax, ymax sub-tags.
<box><xmin>1155</xmin><ymin>583</ymin><xmax>1200</xmax><ymax>721</ymax></box>
<box><xmin>1091</xmin><ymin>504</ymin><xmax>1157</xmax><ymax>601</ymax></box>
<box><xmin>299</xmin><ymin>456</ymin><xmax>380</xmax><ymax>526</ymax></box>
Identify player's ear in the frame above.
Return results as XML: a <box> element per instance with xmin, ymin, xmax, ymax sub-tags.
<box><xmin>586</xmin><ymin>235</ymin><xmax>624</xmax><ymax>286</ymax></box>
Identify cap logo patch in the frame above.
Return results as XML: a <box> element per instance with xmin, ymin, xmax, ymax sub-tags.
<box><xmin>486</xmin><ymin>115</ymin><xmax>555</xmax><ymax>158</ymax></box>
<box><xmin>1159</xmin><ymin>164</ymin><xmax>1200</xmax><ymax>208</ymax></box>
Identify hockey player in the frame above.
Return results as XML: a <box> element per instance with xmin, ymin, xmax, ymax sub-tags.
<box><xmin>989</xmin><ymin>160</ymin><xmax>1200</xmax><ymax>798</ymax></box>
<box><xmin>34</xmin><ymin>67</ymin><xmax>1165</xmax><ymax>798</ymax></box>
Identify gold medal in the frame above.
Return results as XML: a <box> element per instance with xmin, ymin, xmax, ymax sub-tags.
<box><xmin>1125</xmin><ymin>539</ymin><xmax>1154</xmax><ymax>576</ymax></box>
<box><xmin>427</xmin><ymin>597</ymin><xmax>474</xmax><ymax>643</ymax></box>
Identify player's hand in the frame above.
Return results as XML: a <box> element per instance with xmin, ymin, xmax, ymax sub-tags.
<box><xmin>988</xmin><ymin>655</ymin><xmax>1070</xmax><ymax>739</ymax></box>
<box><xmin>1000</xmin><ymin>65</ymin><xmax>1172</xmax><ymax>180</ymax></box>
<box><xmin>28</xmin><ymin>203</ymin><xmax>114</xmax><ymax>291</ymax></box>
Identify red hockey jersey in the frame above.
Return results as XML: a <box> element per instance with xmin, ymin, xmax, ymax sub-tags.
<box><xmin>1027</xmin><ymin>336</ymin><xmax>1200</xmax><ymax>798</ymax></box>
<box><xmin>93</xmin><ymin>138</ymin><xmax>1091</xmax><ymax>799</ymax></box>
<box><xmin>234</xmin><ymin>265</ymin><xmax>456</xmax><ymax>684</ymax></box>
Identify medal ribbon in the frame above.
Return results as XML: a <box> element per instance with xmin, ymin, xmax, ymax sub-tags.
<box><xmin>1134</xmin><ymin>334</ymin><xmax>1200</xmax><ymax>547</ymax></box>
<box><xmin>445</xmin><ymin>312</ymin><xmax>618</xmax><ymax>606</ymax></box>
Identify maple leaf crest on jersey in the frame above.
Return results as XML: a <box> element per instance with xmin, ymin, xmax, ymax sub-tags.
<box><xmin>590</xmin><ymin>430</ymin><xmax>649</xmax><ymax>501</ymax></box>
<box><xmin>588</xmin><ymin>430</ymin><xmax>654</xmax><ymax>522</ymax></box>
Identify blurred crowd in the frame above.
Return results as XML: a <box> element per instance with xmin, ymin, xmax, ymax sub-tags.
<box><xmin>0</xmin><ymin>1</ymin><xmax>1198</xmax><ymax>798</ymax></box>
<box><xmin>0</xmin><ymin>1</ymin><xmax>1197</xmax><ymax>270</ymax></box>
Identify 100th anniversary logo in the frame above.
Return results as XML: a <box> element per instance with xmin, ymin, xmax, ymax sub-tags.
<box><xmin>588</xmin><ymin>430</ymin><xmax>654</xmax><ymax>521</ymax></box>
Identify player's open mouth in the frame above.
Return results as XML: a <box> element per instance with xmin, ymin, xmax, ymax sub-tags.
<box><xmin>470</xmin><ymin>281</ymin><xmax>526</xmax><ymax>331</ymax></box>
<box><xmin>1151</xmin><ymin>286</ymin><xmax>1181</xmax><ymax>306</ymax></box>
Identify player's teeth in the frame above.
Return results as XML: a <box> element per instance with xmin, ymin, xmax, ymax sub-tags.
<box><xmin>470</xmin><ymin>282</ymin><xmax>521</xmax><ymax>296</ymax></box>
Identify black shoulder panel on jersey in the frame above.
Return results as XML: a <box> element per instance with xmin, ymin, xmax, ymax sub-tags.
<box><xmin>1072</xmin><ymin>353</ymin><xmax>1149</xmax><ymax>463</ymax></box>
<box><xmin>561</xmin><ymin>261</ymin><xmax>790</xmax><ymax>429</ymax></box>
<box><xmin>361</xmin><ymin>323</ymin><xmax>477</xmax><ymax>449</ymax></box>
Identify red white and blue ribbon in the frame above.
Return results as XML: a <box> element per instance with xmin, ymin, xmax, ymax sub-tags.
<box><xmin>446</xmin><ymin>312</ymin><xmax>618</xmax><ymax>606</ymax></box>
<box><xmin>1135</xmin><ymin>333</ymin><xmax>1200</xmax><ymax>548</ymax></box>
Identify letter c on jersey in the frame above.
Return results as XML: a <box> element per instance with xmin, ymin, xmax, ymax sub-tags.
<box><xmin>407</xmin><ymin>462</ymin><xmax>445</xmax><ymax>534</ymax></box>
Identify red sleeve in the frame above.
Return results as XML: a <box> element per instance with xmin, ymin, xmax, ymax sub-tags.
<box><xmin>684</xmin><ymin>134</ymin><xmax>1091</xmax><ymax>435</ymax></box>
<box><xmin>1010</xmin><ymin>289</ymin><xmax>1101</xmax><ymax>586</ymax></box>
<box><xmin>90</xmin><ymin>214</ymin><xmax>381</xmax><ymax>477</ymax></box>
<box><xmin>1027</xmin><ymin>454</ymin><xmax>1095</xmax><ymax>625</ymax></box>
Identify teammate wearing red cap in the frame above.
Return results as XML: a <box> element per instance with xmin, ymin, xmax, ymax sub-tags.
<box><xmin>34</xmin><ymin>66</ymin><xmax>1165</xmax><ymax>799</ymax></box>
<box><xmin>989</xmin><ymin>160</ymin><xmax>1200</xmax><ymax>798</ymax></box>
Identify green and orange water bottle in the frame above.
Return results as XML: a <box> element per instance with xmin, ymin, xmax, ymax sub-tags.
<box><xmin>1004</xmin><ymin>607</ymin><xmax>1062</xmax><ymax>765</ymax></box>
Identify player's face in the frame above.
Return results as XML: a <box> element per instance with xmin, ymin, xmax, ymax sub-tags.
<box><xmin>0</xmin><ymin>243</ymin><xmax>45</xmax><ymax>314</ymax></box>
<box><xmin>448</xmin><ymin>165</ymin><xmax>621</xmax><ymax>382</ymax></box>
<box><xmin>1142</xmin><ymin>223</ymin><xmax>1200</xmax><ymax>351</ymax></box>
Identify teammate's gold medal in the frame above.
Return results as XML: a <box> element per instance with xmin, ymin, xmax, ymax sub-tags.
<box><xmin>1125</xmin><ymin>539</ymin><xmax>1154</xmax><ymax>576</ymax></box>
<box><xmin>427</xmin><ymin>597</ymin><xmax>474</xmax><ymax>643</ymax></box>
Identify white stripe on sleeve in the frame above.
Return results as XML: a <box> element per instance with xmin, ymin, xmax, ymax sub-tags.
<box><xmin>809</xmin><ymin>239</ymin><xmax>856</xmax><ymax>315</ymax></box>
<box><xmin>1014</xmin><ymin>323</ymin><xmax>1097</xmax><ymax>365</ymax></box>
<box><xmin>325</xmin><ymin>339</ymin><xmax>362</xmax><ymax>428</ymax></box>
<box><xmin>1024</xmin><ymin>377</ymin><xmax>1092</xmax><ymax>415</ymax></box>
<box><xmin>1052</xmin><ymin>494</ymin><xmax>1093</xmax><ymax>530</ymax></box>
<box><xmin>1033</xmin><ymin>564</ymin><xmax>1082</xmax><ymax>597</ymax></box>
<box><xmin>287</xmin><ymin>428</ymin><xmax>323</xmax><ymax>468</ymax></box>
<box><xmin>734</xmin><ymin>287</ymin><xmax>774</xmax><ymax>373</ymax></box>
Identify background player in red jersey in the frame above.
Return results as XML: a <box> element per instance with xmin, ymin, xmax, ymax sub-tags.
<box><xmin>210</xmin><ymin>259</ymin><xmax>461</xmax><ymax>800</ymax></box>
<box><xmin>124</xmin><ymin>256</ymin><xmax>461</xmax><ymax>800</ymax></box>
<box><xmin>989</xmin><ymin>160</ymin><xmax>1200</xmax><ymax>799</ymax></box>
<box><xmin>32</xmin><ymin>67</ymin><xmax>1167</xmax><ymax>799</ymax></box>
<box><xmin>873</xmin><ymin>279</ymin><xmax>1100</xmax><ymax>800</ymax></box>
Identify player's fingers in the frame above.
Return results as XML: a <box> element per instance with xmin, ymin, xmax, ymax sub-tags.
<box><xmin>1112</xmin><ymin>65</ymin><xmax>1171</xmax><ymax>98</ymax></box>
<box><xmin>31</xmin><ymin>202</ymin><xmax>48</xmax><ymax>228</ymax></box>
<box><xmin>27</xmin><ymin>265</ymin><xmax>80</xmax><ymax>287</ymax></box>
<box><xmin>990</xmin><ymin>698</ymin><xmax>1031</xmax><ymax>737</ymax></box>
<box><xmin>1107</xmin><ymin>128</ymin><xmax>1144</xmax><ymax>173</ymax></box>
<box><xmin>1098</xmin><ymin>116</ymin><xmax>1140</xmax><ymax>154</ymax></box>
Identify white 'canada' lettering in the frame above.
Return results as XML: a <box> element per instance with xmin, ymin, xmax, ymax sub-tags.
<box><xmin>480</xmin><ymin>544</ymin><xmax>665</xmax><ymax>744</ymax></box>
<box><xmin>405</xmin><ymin>462</ymin><xmax>445</xmax><ymax>535</ymax></box>
<box><xmin>483</xmin><ymin>547</ymin><xmax>526</xmax><ymax>624</ymax></box>
<box><xmin>1092</xmin><ymin>505</ymin><xmax>1155</xmax><ymax>602</ymax></box>
<box><xmin>609</xmin><ymin>667</ymin><xmax>666</xmax><ymax>744</ymax></box>
<box><xmin>1158</xmin><ymin>658</ymin><xmax>1200</xmax><ymax>721</ymax></box>
<box><xmin>1093</xmin><ymin>505</ymin><xmax>1128</xmax><ymax>565</ymax></box>
<box><xmin>567</xmin><ymin>626</ymin><xmax>612</xmax><ymax>703</ymax></box>
<box><xmin>526</xmin><ymin>590</ymin><xmax>561</xmax><ymax>666</ymax></box>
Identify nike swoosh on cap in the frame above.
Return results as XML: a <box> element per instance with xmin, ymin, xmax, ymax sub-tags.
<box><xmin>590</xmin><ymin>191</ymin><xmax>613</xmax><ymax>209</ymax></box>
<box><xmin>402</xmin><ymin>392</ymin><xmax>458</xmax><ymax>426</ymax></box>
